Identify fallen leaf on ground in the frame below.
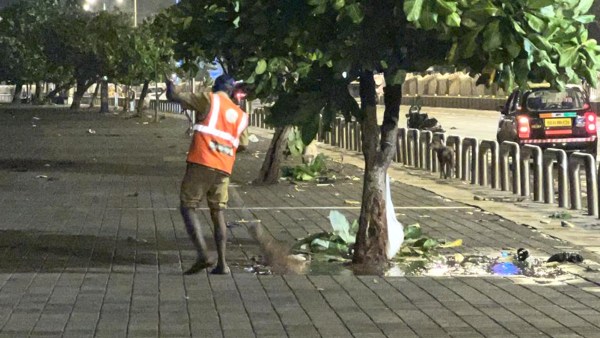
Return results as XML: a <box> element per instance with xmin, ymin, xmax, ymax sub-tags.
<box><xmin>344</xmin><ymin>200</ymin><xmax>360</xmax><ymax>205</ymax></box>
<box><xmin>439</xmin><ymin>239</ymin><xmax>463</xmax><ymax>248</ymax></box>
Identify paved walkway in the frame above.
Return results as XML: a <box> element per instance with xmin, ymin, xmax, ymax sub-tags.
<box><xmin>1</xmin><ymin>106</ymin><xmax>600</xmax><ymax>337</ymax></box>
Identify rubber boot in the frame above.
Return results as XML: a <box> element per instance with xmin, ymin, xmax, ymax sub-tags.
<box><xmin>180</xmin><ymin>206</ymin><xmax>212</xmax><ymax>274</ymax></box>
<box><xmin>210</xmin><ymin>209</ymin><xmax>230</xmax><ymax>274</ymax></box>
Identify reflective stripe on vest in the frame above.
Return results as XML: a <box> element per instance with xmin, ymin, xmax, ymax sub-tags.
<box><xmin>186</xmin><ymin>92</ymin><xmax>248</xmax><ymax>174</ymax></box>
<box><xmin>191</xmin><ymin>94</ymin><xmax>248</xmax><ymax>147</ymax></box>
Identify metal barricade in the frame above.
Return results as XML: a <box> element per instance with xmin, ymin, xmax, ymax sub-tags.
<box><xmin>352</xmin><ymin>121</ymin><xmax>360</xmax><ymax>151</ymax></box>
<box><xmin>500</xmin><ymin>141</ymin><xmax>521</xmax><ymax>195</ymax></box>
<box><xmin>520</xmin><ymin>145</ymin><xmax>543</xmax><ymax>202</ymax></box>
<box><xmin>446</xmin><ymin>136</ymin><xmax>462</xmax><ymax>179</ymax></box>
<box><xmin>568</xmin><ymin>153</ymin><xmax>598</xmax><ymax>216</ymax></box>
<box><xmin>406</xmin><ymin>129</ymin><xmax>420</xmax><ymax>167</ymax></box>
<box><xmin>543</xmin><ymin>148</ymin><xmax>568</xmax><ymax>207</ymax></box>
<box><xmin>419</xmin><ymin>131</ymin><xmax>433</xmax><ymax>170</ymax></box>
<box><xmin>397</xmin><ymin>128</ymin><xmax>408</xmax><ymax>165</ymax></box>
<box><xmin>431</xmin><ymin>133</ymin><xmax>446</xmax><ymax>173</ymax></box>
<box><xmin>461</xmin><ymin>138</ymin><xmax>479</xmax><ymax>184</ymax></box>
<box><xmin>478</xmin><ymin>140</ymin><xmax>499</xmax><ymax>189</ymax></box>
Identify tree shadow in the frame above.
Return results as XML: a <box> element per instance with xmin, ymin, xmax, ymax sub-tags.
<box><xmin>0</xmin><ymin>229</ymin><xmax>186</xmax><ymax>273</ymax></box>
<box><xmin>0</xmin><ymin>157</ymin><xmax>181</xmax><ymax>177</ymax></box>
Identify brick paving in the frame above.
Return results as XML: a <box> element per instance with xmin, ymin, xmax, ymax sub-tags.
<box><xmin>1</xmin><ymin>106</ymin><xmax>600</xmax><ymax>337</ymax></box>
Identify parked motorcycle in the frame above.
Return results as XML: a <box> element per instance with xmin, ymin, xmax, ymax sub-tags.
<box><xmin>405</xmin><ymin>104</ymin><xmax>444</xmax><ymax>133</ymax></box>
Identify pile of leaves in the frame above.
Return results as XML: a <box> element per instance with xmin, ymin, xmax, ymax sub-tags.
<box><xmin>292</xmin><ymin>211</ymin><xmax>462</xmax><ymax>262</ymax></box>
<box><xmin>281</xmin><ymin>153</ymin><xmax>329</xmax><ymax>181</ymax></box>
<box><xmin>281</xmin><ymin>128</ymin><xmax>333</xmax><ymax>182</ymax></box>
<box><xmin>399</xmin><ymin>223</ymin><xmax>462</xmax><ymax>258</ymax></box>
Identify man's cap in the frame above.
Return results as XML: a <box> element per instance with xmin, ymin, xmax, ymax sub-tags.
<box><xmin>213</xmin><ymin>74</ymin><xmax>236</xmax><ymax>93</ymax></box>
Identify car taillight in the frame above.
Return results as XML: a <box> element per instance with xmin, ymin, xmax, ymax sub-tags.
<box><xmin>584</xmin><ymin>111</ymin><xmax>597</xmax><ymax>134</ymax></box>
<box><xmin>517</xmin><ymin>115</ymin><xmax>530</xmax><ymax>138</ymax></box>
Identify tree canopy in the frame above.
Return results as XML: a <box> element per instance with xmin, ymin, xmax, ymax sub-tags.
<box><xmin>0</xmin><ymin>0</ymin><xmax>174</xmax><ymax>108</ymax></box>
<box><xmin>166</xmin><ymin>0</ymin><xmax>600</xmax><ymax>265</ymax></box>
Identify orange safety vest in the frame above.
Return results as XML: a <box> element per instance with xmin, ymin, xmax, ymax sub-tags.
<box><xmin>187</xmin><ymin>92</ymin><xmax>248</xmax><ymax>175</ymax></box>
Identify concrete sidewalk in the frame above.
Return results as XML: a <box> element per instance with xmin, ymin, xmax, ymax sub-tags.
<box><xmin>1</xmin><ymin>107</ymin><xmax>600</xmax><ymax>337</ymax></box>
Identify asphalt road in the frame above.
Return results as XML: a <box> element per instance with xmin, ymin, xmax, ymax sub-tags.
<box><xmin>384</xmin><ymin>104</ymin><xmax>600</xmax><ymax>156</ymax></box>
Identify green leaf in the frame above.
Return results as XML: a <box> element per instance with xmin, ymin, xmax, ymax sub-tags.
<box><xmin>526</xmin><ymin>0</ymin><xmax>554</xmax><ymax>9</ymax></box>
<box><xmin>559</xmin><ymin>45</ymin><xmax>579</xmax><ymax>67</ymax></box>
<box><xmin>328</xmin><ymin>210</ymin><xmax>355</xmax><ymax>244</ymax></box>
<box><xmin>350</xmin><ymin>219</ymin><xmax>359</xmax><ymax>235</ymax></box>
<box><xmin>575</xmin><ymin>15</ymin><xmax>595</xmax><ymax>24</ymax></box>
<box><xmin>233</xmin><ymin>16</ymin><xmax>240</xmax><ymax>28</ymax></box>
<box><xmin>459</xmin><ymin>27</ymin><xmax>484</xmax><ymax>58</ymax></box>
<box><xmin>435</xmin><ymin>0</ymin><xmax>457</xmax><ymax>15</ymax></box>
<box><xmin>344</xmin><ymin>3</ymin><xmax>364</xmax><ymax>24</ymax></box>
<box><xmin>333</xmin><ymin>0</ymin><xmax>345</xmax><ymax>10</ymax></box>
<box><xmin>438</xmin><ymin>239</ymin><xmax>463</xmax><ymax>248</ymax></box>
<box><xmin>538</xmin><ymin>5</ymin><xmax>555</xmax><ymax>18</ymax></box>
<box><xmin>422</xmin><ymin>239</ymin><xmax>438</xmax><ymax>250</ymax></box>
<box><xmin>182</xmin><ymin>17</ymin><xmax>192</xmax><ymax>30</ymax></box>
<box><xmin>255</xmin><ymin>59</ymin><xmax>267</xmax><ymax>75</ymax></box>
<box><xmin>445</xmin><ymin>12</ymin><xmax>461</xmax><ymax>27</ymax></box>
<box><xmin>483</xmin><ymin>20</ymin><xmax>502</xmax><ymax>52</ymax></box>
<box><xmin>574</xmin><ymin>0</ymin><xmax>593</xmax><ymax>14</ymax></box>
<box><xmin>504</xmin><ymin>33</ymin><xmax>521</xmax><ymax>58</ymax></box>
<box><xmin>404</xmin><ymin>0</ymin><xmax>424</xmax><ymax>22</ymax></box>
<box><xmin>404</xmin><ymin>223</ymin><xmax>422</xmax><ymax>240</ymax></box>
<box><xmin>524</xmin><ymin>13</ymin><xmax>545</xmax><ymax>33</ymax></box>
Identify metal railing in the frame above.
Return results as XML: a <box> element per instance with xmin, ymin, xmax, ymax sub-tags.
<box><xmin>188</xmin><ymin>107</ymin><xmax>600</xmax><ymax>220</ymax></box>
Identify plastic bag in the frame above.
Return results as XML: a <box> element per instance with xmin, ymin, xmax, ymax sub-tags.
<box><xmin>385</xmin><ymin>174</ymin><xmax>404</xmax><ymax>259</ymax></box>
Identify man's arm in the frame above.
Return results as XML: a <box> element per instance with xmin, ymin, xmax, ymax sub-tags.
<box><xmin>237</xmin><ymin>128</ymin><xmax>249</xmax><ymax>152</ymax></box>
<box><xmin>166</xmin><ymin>80</ymin><xmax>211</xmax><ymax>122</ymax></box>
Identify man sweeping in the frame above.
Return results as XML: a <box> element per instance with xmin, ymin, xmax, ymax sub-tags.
<box><xmin>166</xmin><ymin>74</ymin><xmax>249</xmax><ymax>275</ymax></box>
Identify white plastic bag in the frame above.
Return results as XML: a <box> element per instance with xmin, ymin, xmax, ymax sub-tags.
<box><xmin>385</xmin><ymin>174</ymin><xmax>404</xmax><ymax>259</ymax></box>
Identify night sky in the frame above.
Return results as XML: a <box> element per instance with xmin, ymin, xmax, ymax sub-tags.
<box><xmin>0</xmin><ymin>0</ymin><xmax>178</xmax><ymax>21</ymax></box>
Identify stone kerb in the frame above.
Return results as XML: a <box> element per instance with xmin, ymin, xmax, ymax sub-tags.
<box><xmin>436</xmin><ymin>73</ymin><xmax>449</xmax><ymax>96</ymax></box>
<box><xmin>403</xmin><ymin>74</ymin><xmax>417</xmax><ymax>96</ymax></box>
<box><xmin>416</xmin><ymin>75</ymin><xmax>426</xmax><ymax>95</ymax></box>
<box><xmin>424</xmin><ymin>74</ymin><xmax>437</xmax><ymax>95</ymax></box>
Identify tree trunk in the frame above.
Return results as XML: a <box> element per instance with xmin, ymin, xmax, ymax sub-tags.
<box><xmin>353</xmin><ymin>70</ymin><xmax>402</xmax><ymax>268</ymax></box>
<box><xmin>136</xmin><ymin>80</ymin><xmax>150</xmax><ymax>115</ymax></box>
<box><xmin>100</xmin><ymin>80</ymin><xmax>109</xmax><ymax>113</ymax></box>
<box><xmin>89</xmin><ymin>81</ymin><xmax>100</xmax><ymax>108</ymax></box>
<box><xmin>45</xmin><ymin>82</ymin><xmax>70</xmax><ymax>100</ymax></box>
<box><xmin>255</xmin><ymin>125</ymin><xmax>293</xmax><ymax>185</ymax></box>
<box><xmin>12</xmin><ymin>83</ymin><xmax>23</xmax><ymax>104</ymax></box>
<box><xmin>70</xmin><ymin>79</ymin><xmax>93</xmax><ymax>110</ymax></box>
<box><xmin>123</xmin><ymin>85</ymin><xmax>130</xmax><ymax>113</ymax></box>
<box><xmin>33</xmin><ymin>81</ymin><xmax>42</xmax><ymax>104</ymax></box>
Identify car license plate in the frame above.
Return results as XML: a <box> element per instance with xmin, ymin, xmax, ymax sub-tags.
<box><xmin>545</xmin><ymin>118</ymin><xmax>571</xmax><ymax>127</ymax></box>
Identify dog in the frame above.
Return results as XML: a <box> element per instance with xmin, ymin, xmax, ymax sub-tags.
<box><xmin>430</xmin><ymin>139</ymin><xmax>455</xmax><ymax>179</ymax></box>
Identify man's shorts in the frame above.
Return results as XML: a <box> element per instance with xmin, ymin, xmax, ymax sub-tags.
<box><xmin>180</xmin><ymin>163</ymin><xmax>229</xmax><ymax>210</ymax></box>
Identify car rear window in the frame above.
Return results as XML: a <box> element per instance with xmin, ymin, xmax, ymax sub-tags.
<box><xmin>525</xmin><ymin>88</ymin><xmax>586</xmax><ymax>111</ymax></box>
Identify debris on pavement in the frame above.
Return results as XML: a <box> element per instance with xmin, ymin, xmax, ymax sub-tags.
<box><xmin>517</xmin><ymin>248</ymin><xmax>529</xmax><ymax>261</ymax></box>
<box><xmin>547</xmin><ymin>252</ymin><xmax>584</xmax><ymax>263</ymax></box>
<box><xmin>248</xmin><ymin>134</ymin><xmax>259</xmax><ymax>143</ymax></box>
<box><xmin>550</xmin><ymin>211</ymin><xmax>571</xmax><ymax>219</ymax></box>
<box><xmin>87</xmin><ymin>129</ymin><xmax>96</xmax><ymax>134</ymax></box>
<box><xmin>561</xmin><ymin>221</ymin><xmax>575</xmax><ymax>228</ymax></box>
